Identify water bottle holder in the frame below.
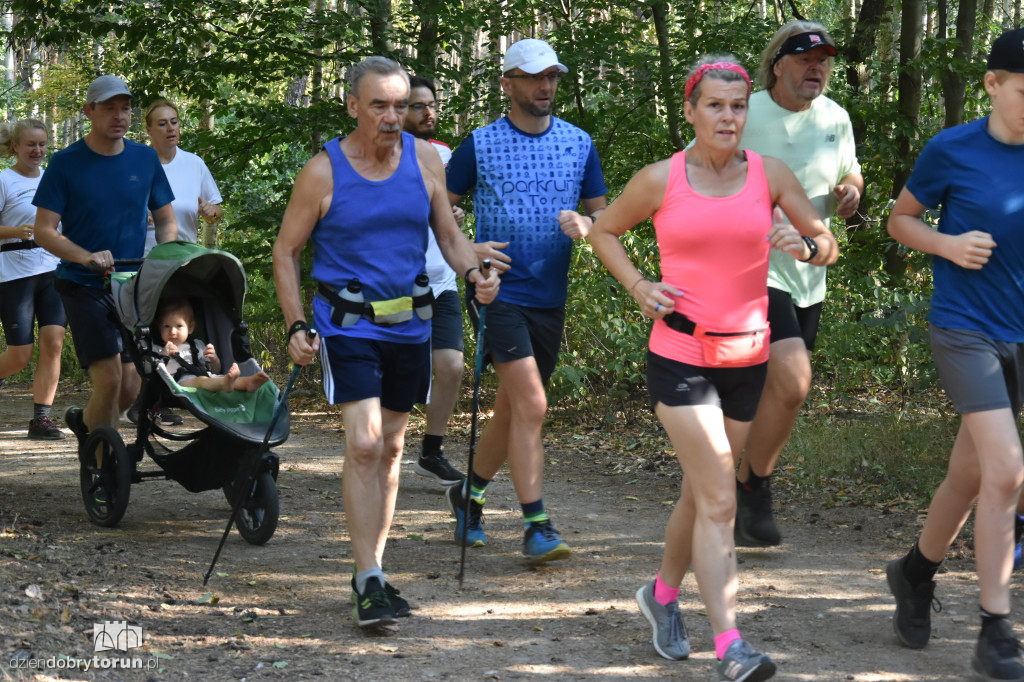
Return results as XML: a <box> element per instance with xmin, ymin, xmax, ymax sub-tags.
<box><xmin>318</xmin><ymin>283</ymin><xmax>433</xmax><ymax>328</ymax></box>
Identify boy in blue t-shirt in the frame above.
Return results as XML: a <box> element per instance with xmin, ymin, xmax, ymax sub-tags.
<box><xmin>33</xmin><ymin>74</ymin><xmax>176</xmax><ymax>440</ymax></box>
<box><xmin>884</xmin><ymin>28</ymin><xmax>1024</xmax><ymax>679</ymax></box>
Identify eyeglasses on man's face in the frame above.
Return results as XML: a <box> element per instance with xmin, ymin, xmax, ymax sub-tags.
<box><xmin>505</xmin><ymin>72</ymin><xmax>564</xmax><ymax>83</ymax></box>
<box><xmin>409</xmin><ymin>102</ymin><xmax>436</xmax><ymax>113</ymax></box>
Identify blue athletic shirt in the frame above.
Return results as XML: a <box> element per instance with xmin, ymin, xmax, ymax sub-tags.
<box><xmin>310</xmin><ymin>133</ymin><xmax>431</xmax><ymax>343</ymax></box>
<box><xmin>446</xmin><ymin>116</ymin><xmax>606</xmax><ymax>308</ymax></box>
<box><xmin>906</xmin><ymin>117</ymin><xmax>1024</xmax><ymax>342</ymax></box>
<box><xmin>32</xmin><ymin>139</ymin><xmax>173</xmax><ymax>288</ymax></box>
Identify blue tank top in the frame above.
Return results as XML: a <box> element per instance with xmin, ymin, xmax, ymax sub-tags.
<box><xmin>311</xmin><ymin>133</ymin><xmax>431</xmax><ymax>343</ymax></box>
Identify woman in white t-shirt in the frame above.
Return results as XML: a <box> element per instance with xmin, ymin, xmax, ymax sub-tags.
<box><xmin>143</xmin><ymin>99</ymin><xmax>223</xmax><ymax>254</ymax></box>
<box><xmin>0</xmin><ymin>119</ymin><xmax>67</xmax><ymax>440</ymax></box>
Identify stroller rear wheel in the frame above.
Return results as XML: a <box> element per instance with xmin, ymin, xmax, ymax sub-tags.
<box><xmin>79</xmin><ymin>426</ymin><xmax>133</xmax><ymax>527</ymax></box>
<box><xmin>224</xmin><ymin>470</ymin><xmax>279</xmax><ymax>545</ymax></box>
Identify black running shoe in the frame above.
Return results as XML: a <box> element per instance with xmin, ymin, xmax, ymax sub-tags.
<box><xmin>64</xmin><ymin>406</ymin><xmax>88</xmax><ymax>448</ymax></box>
<box><xmin>28</xmin><ymin>415</ymin><xmax>66</xmax><ymax>440</ymax></box>
<box><xmin>156</xmin><ymin>408</ymin><xmax>184</xmax><ymax>426</ymax></box>
<box><xmin>415</xmin><ymin>449</ymin><xmax>464</xmax><ymax>487</ymax></box>
<box><xmin>735</xmin><ymin>478</ymin><xmax>782</xmax><ymax>546</ymax></box>
<box><xmin>973</xmin><ymin>617</ymin><xmax>1024</xmax><ymax>682</ymax></box>
<box><xmin>384</xmin><ymin>582</ymin><xmax>412</xmax><ymax>617</ymax></box>
<box><xmin>886</xmin><ymin>556</ymin><xmax>940</xmax><ymax>649</ymax></box>
<box><xmin>351</xmin><ymin>576</ymin><xmax>397</xmax><ymax>628</ymax></box>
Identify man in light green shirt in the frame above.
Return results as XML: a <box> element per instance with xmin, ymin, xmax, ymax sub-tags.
<box><xmin>734</xmin><ymin>20</ymin><xmax>864</xmax><ymax>546</ymax></box>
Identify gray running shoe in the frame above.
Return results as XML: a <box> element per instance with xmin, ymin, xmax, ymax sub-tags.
<box><xmin>635</xmin><ymin>581</ymin><xmax>689</xmax><ymax>660</ymax></box>
<box><xmin>886</xmin><ymin>556</ymin><xmax>940</xmax><ymax>649</ymax></box>
<box><xmin>717</xmin><ymin>639</ymin><xmax>776</xmax><ymax>682</ymax></box>
<box><xmin>973</xmin><ymin>618</ymin><xmax>1024</xmax><ymax>682</ymax></box>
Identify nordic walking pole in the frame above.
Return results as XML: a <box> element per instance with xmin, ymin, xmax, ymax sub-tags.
<box><xmin>204</xmin><ymin>329</ymin><xmax>317</xmax><ymax>585</ymax></box>
<box><xmin>457</xmin><ymin>259</ymin><xmax>490</xmax><ymax>587</ymax></box>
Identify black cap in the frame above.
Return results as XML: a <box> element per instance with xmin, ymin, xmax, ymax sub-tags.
<box><xmin>772</xmin><ymin>31</ymin><xmax>838</xmax><ymax>67</ymax></box>
<box><xmin>988</xmin><ymin>28</ymin><xmax>1024</xmax><ymax>73</ymax></box>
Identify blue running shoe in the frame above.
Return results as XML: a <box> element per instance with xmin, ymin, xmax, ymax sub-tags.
<box><xmin>523</xmin><ymin>520</ymin><xmax>571</xmax><ymax>565</ymax></box>
<box><xmin>446</xmin><ymin>483</ymin><xmax>485</xmax><ymax>547</ymax></box>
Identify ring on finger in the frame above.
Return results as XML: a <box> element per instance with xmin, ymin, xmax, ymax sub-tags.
<box><xmin>655</xmin><ymin>302</ymin><xmax>662</xmax><ymax>312</ymax></box>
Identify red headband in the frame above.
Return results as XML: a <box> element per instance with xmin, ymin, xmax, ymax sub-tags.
<box><xmin>684</xmin><ymin>62</ymin><xmax>752</xmax><ymax>102</ymax></box>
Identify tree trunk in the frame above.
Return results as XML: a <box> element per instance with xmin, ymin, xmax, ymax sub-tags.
<box><xmin>842</xmin><ymin>0</ymin><xmax>888</xmax><ymax>143</ymax></box>
<box><xmin>367</xmin><ymin>0</ymin><xmax>393</xmax><ymax>54</ymax></box>
<box><xmin>939</xmin><ymin>0</ymin><xmax>978</xmax><ymax>129</ymax></box>
<box><xmin>310</xmin><ymin>0</ymin><xmax>326</xmax><ymax>156</ymax></box>
<box><xmin>651</xmin><ymin>0</ymin><xmax>683</xmax><ymax>150</ymax></box>
<box><xmin>885</xmin><ymin>0</ymin><xmax>924</xmax><ymax>283</ymax></box>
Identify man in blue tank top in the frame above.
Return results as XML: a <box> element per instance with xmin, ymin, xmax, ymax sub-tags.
<box><xmin>33</xmin><ymin>75</ymin><xmax>177</xmax><ymax>440</ymax></box>
<box><xmin>272</xmin><ymin>56</ymin><xmax>498</xmax><ymax>630</ymax></box>
<box><xmin>445</xmin><ymin>39</ymin><xmax>607</xmax><ymax>565</ymax></box>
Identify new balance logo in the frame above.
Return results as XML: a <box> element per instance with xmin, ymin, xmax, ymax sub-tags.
<box><xmin>722</xmin><ymin>660</ymin><xmax>743</xmax><ymax>679</ymax></box>
<box><xmin>825</xmin><ymin>134</ymin><xmax>836</xmax><ymax>142</ymax></box>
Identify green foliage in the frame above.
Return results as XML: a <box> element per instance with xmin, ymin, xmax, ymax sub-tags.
<box><xmin>2</xmin><ymin>0</ymin><xmax>1014</xmax><ymax>420</ymax></box>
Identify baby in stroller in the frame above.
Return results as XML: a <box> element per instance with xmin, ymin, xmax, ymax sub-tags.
<box><xmin>155</xmin><ymin>296</ymin><xmax>269</xmax><ymax>394</ymax></box>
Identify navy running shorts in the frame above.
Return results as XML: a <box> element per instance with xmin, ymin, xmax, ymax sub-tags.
<box><xmin>465</xmin><ymin>295</ymin><xmax>564</xmax><ymax>387</ymax></box>
<box><xmin>930</xmin><ymin>325</ymin><xmax>1024</xmax><ymax>416</ymax></box>
<box><xmin>0</xmin><ymin>272</ymin><xmax>66</xmax><ymax>346</ymax></box>
<box><xmin>430</xmin><ymin>289</ymin><xmax>465</xmax><ymax>353</ymax></box>
<box><xmin>318</xmin><ymin>333</ymin><xmax>430</xmax><ymax>413</ymax></box>
<box><xmin>646</xmin><ymin>350</ymin><xmax>768</xmax><ymax>422</ymax></box>
<box><xmin>55</xmin><ymin>278</ymin><xmax>126</xmax><ymax>369</ymax></box>
<box><xmin>767</xmin><ymin>287</ymin><xmax>823</xmax><ymax>351</ymax></box>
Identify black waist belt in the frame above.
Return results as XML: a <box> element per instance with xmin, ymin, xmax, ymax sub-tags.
<box><xmin>0</xmin><ymin>240</ymin><xmax>37</xmax><ymax>253</ymax></box>
<box><xmin>663</xmin><ymin>312</ymin><xmax>763</xmax><ymax>337</ymax></box>
<box><xmin>316</xmin><ymin>282</ymin><xmax>434</xmax><ymax>327</ymax></box>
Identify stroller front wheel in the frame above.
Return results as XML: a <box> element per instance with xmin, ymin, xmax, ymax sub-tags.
<box><xmin>225</xmin><ymin>470</ymin><xmax>279</xmax><ymax>545</ymax></box>
<box><xmin>79</xmin><ymin>426</ymin><xmax>133</xmax><ymax>527</ymax></box>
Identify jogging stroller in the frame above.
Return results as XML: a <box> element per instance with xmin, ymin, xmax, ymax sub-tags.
<box><xmin>75</xmin><ymin>241</ymin><xmax>287</xmax><ymax>545</ymax></box>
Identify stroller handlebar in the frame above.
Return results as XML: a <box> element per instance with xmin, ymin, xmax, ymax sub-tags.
<box><xmin>86</xmin><ymin>258</ymin><xmax>145</xmax><ymax>275</ymax></box>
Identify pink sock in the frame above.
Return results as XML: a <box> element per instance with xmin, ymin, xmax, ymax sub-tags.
<box><xmin>653</xmin><ymin>573</ymin><xmax>679</xmax><ymax>606</ymax></box>
<box><xmin>714</xmin><ymin>629</ymin><xmax>742</xmax><ymax>659</ymax></box>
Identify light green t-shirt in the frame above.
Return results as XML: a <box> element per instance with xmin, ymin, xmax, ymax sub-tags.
<box><xmin>739</xmin><ymin>90</ymin><xmax>860</xmax><ymax>306</ymax></box>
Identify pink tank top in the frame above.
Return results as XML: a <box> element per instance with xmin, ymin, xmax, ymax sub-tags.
<box><xmin>649</xmin><ymin>150</ymin><xmax>773</xmax><ymax>367</ymax></box>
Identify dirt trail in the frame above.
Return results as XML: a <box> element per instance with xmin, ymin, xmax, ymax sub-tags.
<box><xmin>0</xmin><ymin>382</ymin><xmax>990</xmax><ymax>681</ymax></box>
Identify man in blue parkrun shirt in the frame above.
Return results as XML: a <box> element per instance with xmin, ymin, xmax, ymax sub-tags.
<box><xmin>884</xmin><ymin>28</ymin><xmax>1024</xmax><ymax>680</ymax></box>
<box><xmin>33</xmin><ymin>75</ymin><xmax>177</xmax><ymax>440</ymax></box>
<box><xmin>445</xmin><ymin>39</ymin><xmax>608</xmax><ymax>565</ymax></box>
<box><xmin>272</xmin><ymin>56</ymin><xmax>498</xmax><ymax>630</ymax></box>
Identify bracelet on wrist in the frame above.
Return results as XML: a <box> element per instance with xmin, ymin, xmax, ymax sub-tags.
<box><xmin>288</xmin><ymin>320</ymin><xmax>311</xmax><ymax>338</ymax></box>
<box><xmin>464</xmin><ymin>266</ymin><xmax>481</xmax><ymax>282</ymax></box>
<box><xmin>628</xmin><ymin>276</ymin><xmax>646</xmax><ymax>293</ymax></box>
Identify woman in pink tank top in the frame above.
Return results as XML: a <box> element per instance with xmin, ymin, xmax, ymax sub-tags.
<box><xmin>590</xmin><ymin>56</ymin><xmax>838</xmax><ymax>679</ymax></box>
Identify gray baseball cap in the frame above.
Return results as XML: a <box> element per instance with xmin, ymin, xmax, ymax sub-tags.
<box><xmin>86</xmin><ymin>75</ymin><xmax>132</xmax><ymax>104</ymax></box>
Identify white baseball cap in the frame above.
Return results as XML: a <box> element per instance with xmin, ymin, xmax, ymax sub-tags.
<box><xmin>86</xmin><ymin>75</ymin><xmax>132</xmax><ymax>104</ymax></box>
<box><xmin>502</xmin><ymin>39</ymin><xmax>568</xmax><ymax>74</ymax></box>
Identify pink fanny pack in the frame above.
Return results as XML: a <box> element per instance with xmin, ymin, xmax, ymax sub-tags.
<box><xmin>664</xmin><ymin>312</ymin><xmax>769</xmax><ymax>366</ymax></box>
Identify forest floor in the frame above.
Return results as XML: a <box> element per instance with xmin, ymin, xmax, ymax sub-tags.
<box><xmin>0</xmin><ymin>379</ymin><xmax>997</xmax><ymax>681</ymax></box>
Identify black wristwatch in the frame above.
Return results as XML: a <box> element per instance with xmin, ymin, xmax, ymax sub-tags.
<box><xmin>799</xmin><ymin>236</ymin><xmax>818</xmax><ymax>263</ymax></box>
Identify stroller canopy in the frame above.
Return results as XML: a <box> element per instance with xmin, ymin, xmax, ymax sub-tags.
<box><xmin>114</xmin><ymin>241</ymin><xmax>247</xmax><ymax>331</ymax></box>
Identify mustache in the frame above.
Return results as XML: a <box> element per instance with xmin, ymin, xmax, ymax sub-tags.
<box><xmin>379</xmin><ymin>123</ymin><xmax>401</xmax><ymax>132</ymax></box>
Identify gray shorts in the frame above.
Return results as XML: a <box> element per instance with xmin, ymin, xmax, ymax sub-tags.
<box><xmin>930</xmin><ymin>325</ymin><xmax>1024</xmax><ymax>415</ymax></box>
